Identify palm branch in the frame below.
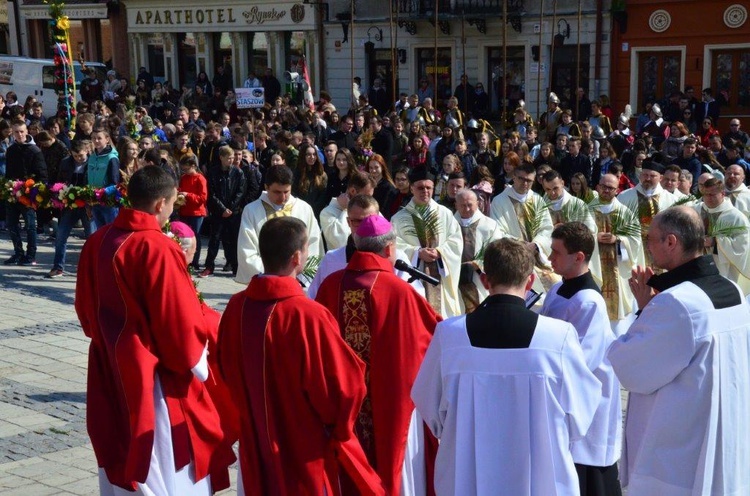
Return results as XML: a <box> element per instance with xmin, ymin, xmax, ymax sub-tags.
<box><xmin>522</xmin><ymin>198</ymin><xmax>549</xmax><ymax>241</ymax></box>
<box><xmin>560</xmin><ymin>198</ymin><xmax>593</xmax><ymax>224</ymax></box>
<box><xmin>708</xmin><ymin>219</ymin><xmax>748</xmax><ymax>238</ymax></box>
<box><xmin>608</xmin><ymin>207</ymin><xmax>642</xmax><ymax>238</ymax></box>
<box><xmin>402</xmin><ymin>204</ymin><xmax>442</xmax><ymax>246</ymax></box>
<box><xmin>301</xmin><ymin>255</ymin><xmax>322</xmax><ymax>281</ymax></box>
<box><xmin>671</xmin><ymin>195</ymin><xmax>697</xmax><ymax>207</ymax></box>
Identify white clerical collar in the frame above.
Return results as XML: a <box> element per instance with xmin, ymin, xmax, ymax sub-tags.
<box><xmin>457</xmin><ymin>210</ymin><xmax>483</xmax><ymax>227</ymax></box>
<box><xmin>703</xmin><ymin>198</ymin><xmax>733</xmax><ymax>214</ymax></box>
<box><xmin>261</xmin><ymin>191</ymin><xmax>291</xmax><ymax>210</ymax></box>
<box><xmin>546</xmin><ymin>190</ymin><xmax>567</xmax><ymax>211</ymax></box>
<box><xmin>596</xmin><ymin>197</ymin><xmax>619</xmax><ymax>214</ymax></box>
<box><xmin>506</xmin><ymin>188</ymin><xmax>530</xmax><ymax>203</ymax></box>
<box><xmin>728</xmin><ymin>183</ymin><xmax>747</xmax><ymax>194</ymax></box>
<box><xmin>636</xmin><ymin>183</ymin><xmax>662</xmax><ymax>198</ymax></box>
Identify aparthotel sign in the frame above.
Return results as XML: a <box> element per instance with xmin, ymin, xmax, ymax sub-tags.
<box><xmin>126</xmin><ymin>2</ymin><xmax>312</xmax><ymax>32</ymax></box>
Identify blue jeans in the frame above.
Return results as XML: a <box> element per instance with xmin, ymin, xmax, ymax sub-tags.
<box><xmin>91</xmin><ymin>205</ymin><xmax>118</xmax><ymax>232</ymax></box>
<box><xmin>6</xmin><ymin>202</ymin><xmax>37</xmax><ymax>258</ymax></box>
<box><xmin>179</xmin><ymin>215</ymin><xmax>204</xmax><ymax>267</ymax></box>
<box><xmin>53</xmin><ymin>208</ymin><xmax>92</xmax><ymax>271</ymax></box>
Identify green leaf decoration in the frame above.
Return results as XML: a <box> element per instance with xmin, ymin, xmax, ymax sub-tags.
<box><xmin>402</xmin><ymin>204</ymin><xmax>442</xmax><ymax>247</ymax></box>
<box><xmin>301</xmin><ymin>255</ymin><xmax>322</xmax><ymax>281</ymax></box>
<box><xmin>708</xmin><ymin>219</ymin><xmax>748</xmax><ymax>239</ymax></box>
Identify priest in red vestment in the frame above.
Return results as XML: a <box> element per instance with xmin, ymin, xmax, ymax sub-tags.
<box><xmin>217</xmin><ymin>216</ymin><xmax>384</xmax><ymax>496</ymax></box>
<box><xmin>75</xmin><ymin>166</ymin><xmax>235</xmax><ymax>494</ymax></box>
<box><xmin>316</xmin><ymin>215</ymin><xmax>441</xmax><ymax>496</ymax></box>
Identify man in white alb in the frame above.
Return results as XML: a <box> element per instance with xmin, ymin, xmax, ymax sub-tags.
<box><xmin>541</xmin><ymin>222</ymin><xmax>622</xmax><ymax>495</ymax></box>
<box><xmin>412</xmin><ymin>237</ymin><xmax>601</xmax><ymax>495</ymax></box>
<box><xmin>609</xmin><ymin>206</ymin><xmax>750</xmax><ymax>495</ymax></box>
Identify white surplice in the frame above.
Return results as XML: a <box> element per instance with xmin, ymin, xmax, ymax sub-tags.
<box><xmin>608</xmin><ymin>261</ymin><xmax>750</xmax><ymax>495</ymax></box>
<box><xmin>412</xmin><ymin>315</ymin><xmax>601</xmax><ymax>495</ymax></box>
<box><xmin>235</xmin><ymin>192</ymin><xmax>323</xmax><ymax>284</ymax></box>
<box><xmin>392</xmin><ymin>199</ymin><xmax>464</xmax><ymax>318</ymax></box>
<box><xmin>540</xmin><ymin>277</ymin><xmax>622</xmax><ymax>467</ymax></box>
<box><xmin>726</xmin><ymin>183</ymin><xmax>750</xmax><ymax>215</ymax></box>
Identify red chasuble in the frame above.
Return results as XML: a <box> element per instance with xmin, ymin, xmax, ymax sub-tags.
<box><xmin>74</xmin><ymin>209</ymin><xmax>235</xmax><ymax>492</ymax></box>
<box><xmin>217</xmin><ymin>274</ymin><xmax>384</xmax><ymax>496</ymax></box>
<box><xmin>316</xmin><ymin>251</ymin><xmax>441</xmax><ymax>496</ymax></box>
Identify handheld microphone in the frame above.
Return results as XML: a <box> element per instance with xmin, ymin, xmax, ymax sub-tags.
<box><xmin>395</xmin><ymin>259</ymin><xmax>440</xmax><ymax>286</ymax></box>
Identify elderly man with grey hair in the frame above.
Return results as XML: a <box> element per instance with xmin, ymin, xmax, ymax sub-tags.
<box><xmin>315</xmin><ymin>215</ymin><xmax>441</xmax><ymax>495</ymax></box>
<box><xmin>609</xmin><ymin>206</ymin><xmax>750</xmax><ymax>495</ymax></box>
<box><xmin>454</xmin><ymin>188</ymin><xmax>504</xmax><ymax>313</ymax></box>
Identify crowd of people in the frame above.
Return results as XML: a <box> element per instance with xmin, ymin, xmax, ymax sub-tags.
<box><xmin>3</xmin><ymin>70</ymin><xmax>750</xmax><ymax>495</ymax></box>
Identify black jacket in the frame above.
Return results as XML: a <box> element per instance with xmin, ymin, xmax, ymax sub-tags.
<box><xmin>6</xmin><ymin>138</ymin><xmax>47</xmax><ymax>182</ymax></box>
<box><xmin>207</xmin><ymin>166</ymin><xmax>247</xmax><ymax>217</ymax></box>
<box><xmin>371</xmin><ymin>128</ymin><xmax>394</xmax><ymax>168</ymax></box>
<box><xmin>560</xmin><ymin>153</ymin><xmax>592</xmax><ymax>185</ymax></box>
<box><xmin>57</xmin><ymin>156</ymin><xmax>88</xmax><ymax>186</ymax></box>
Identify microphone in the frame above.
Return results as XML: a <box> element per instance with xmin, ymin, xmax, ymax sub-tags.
<box><xmin>395</xmin><ymin>259</ymin><xmax>440</xmax><ymax>287</ymax></box>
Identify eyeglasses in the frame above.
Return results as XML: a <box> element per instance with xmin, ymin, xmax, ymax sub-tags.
<box><xmin>600</xmin><ymin>185</ymin><xmax>617</xmax><ymax>192</ymax></box>
<box><xmin>731</xmin><ymin>124</ymin><xmax>740</xmax><ymax>127</ymax></box>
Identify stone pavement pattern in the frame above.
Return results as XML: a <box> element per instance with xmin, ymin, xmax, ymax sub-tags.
<box><xmin>0</xmin><ymin>229</ymin><xmax>241</xmax><ymax>495</ymax></box>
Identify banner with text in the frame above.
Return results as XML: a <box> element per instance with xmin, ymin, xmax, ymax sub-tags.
<box><xmin>236</xmin><ymin>87</ymin><xmax>265</xmax><ymax>109</ymax></box>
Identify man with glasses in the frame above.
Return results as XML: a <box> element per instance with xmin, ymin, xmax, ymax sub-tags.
<box><xmin>592</xmin><ymin>174</ymin><xmax>642</xmax><ymax>322</ymax></box>
<box><xmin>723</xmin><ymin>119</ymin><xmax>750</xmax><ymax>148</ymax></box>
<box><xmin>392</xmin><ymin>167</ymin><xmax>463</xmax><ymax>316</ymax></box>
<box><xmin>490</xmin><ymin>162</ymin><xmax>555</xmax><ymax>293</ymax></box>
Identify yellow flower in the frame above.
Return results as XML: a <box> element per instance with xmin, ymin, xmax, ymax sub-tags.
<box><xmin>57</xmin><ymin>16</ymin><xmax>70</xmax><ymax>31</ymax></box>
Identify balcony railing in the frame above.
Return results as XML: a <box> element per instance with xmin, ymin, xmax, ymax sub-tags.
<box><xmin>395</xmin><ymin>0</ymin><xmax>524</xmax><ymax>17</ymax></box>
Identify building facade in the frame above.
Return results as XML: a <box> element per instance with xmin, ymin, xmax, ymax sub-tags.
<box><xmin>122</xmin><ymin>0</ymin><xmax>322</xmax><ymax>92</ymax></box>
<box><xmin>323</xmin><ymin>0</ymin><xmax>612</xmax><ymax>122</ymax></box>
<box><xmin>610</xmin><ymin>0</ymin><xmax>750</xmax><ymax>126</ymax></box>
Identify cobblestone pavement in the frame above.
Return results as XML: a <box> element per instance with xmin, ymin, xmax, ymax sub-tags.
<box><xmin>0</xmin><ymin>227</ymin><xmax>241</xmax><ymax>495</ymax></box>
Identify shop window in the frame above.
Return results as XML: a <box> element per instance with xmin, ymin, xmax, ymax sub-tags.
<box><xmin>178</xmin><ymin>33</ymin><xmax>197</xmax><ymax>88</ymax></box>
<box><xmin>147</xmin><ymin>44</ymin><xmax>165</xmax><ymax>80</ymax></box>
<box><xmin>213</xmin><ymin>32</ymin><xmax>233</xmax><ymax>81</ymax></box>
<box><xmin>416</xmin><ymin>47</ymin><xmax>452</xmax><ymax>109</ymax></box>
<box><xmin>487</xmin><ymin>46</ymin><xmax>525</xmax><ymax>117</ymax></box>
<box><xmin>285</xmin><ymin>31</ymin><xmax>306</xmax><ymax>72</ymax></box>
<box><xmin>248</xmin><ymin>32</ymin><xmax>269</xmax><ymax>76</ymax></box>
<box><xmin>712</xmin><ymin>48</ymin><xmax>750</xmax><ymax>115</ymax></box>
<box><xmin>637</xmin><ymin>51</ymin><xmax>681</xmax><ymax>108</ymax></box>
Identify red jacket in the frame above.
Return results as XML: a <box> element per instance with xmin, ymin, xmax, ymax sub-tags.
<box><xmin>178</xmin><ymin>172</ymin><xmax>208</xmax><ymax>217</ymax></box>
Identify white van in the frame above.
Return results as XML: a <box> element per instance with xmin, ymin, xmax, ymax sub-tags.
<box><xmin>0</xmin><ymin>56</ymin><xmax>107</xmax><ymax>117</ymax></box>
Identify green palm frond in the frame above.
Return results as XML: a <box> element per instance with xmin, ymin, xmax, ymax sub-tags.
<box><xmin>671</xmin><ymin>195</ymin><xmax>697</xmax><ymax>207</ymax></box>
<box><xmin>560</xmin><ymin>198</ymin><xmax>593</xmax><ymax>224</ymax></box>
<box><xmin>708</xmin><ymin>219</ymin><xmax>748</xmax><ymax>238</ymax></box>
<box><xmin>403</xmin><ymin>204</ymin><xmax>442</xmax><ymax>246</ymax></box>
<box><xmin>523</xmin><ymin>198</ymin><xmax>549</xmax><ymax>241</ymax></box>
<box><xmin>609</xmin><ymin>207</ymin><xmax>642</xmax><ymax>238</ymax></box>
<box><xmin>301</xmin><ymin>255</ymin><xmax>322</xmax><ymax>281</ymax></box>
